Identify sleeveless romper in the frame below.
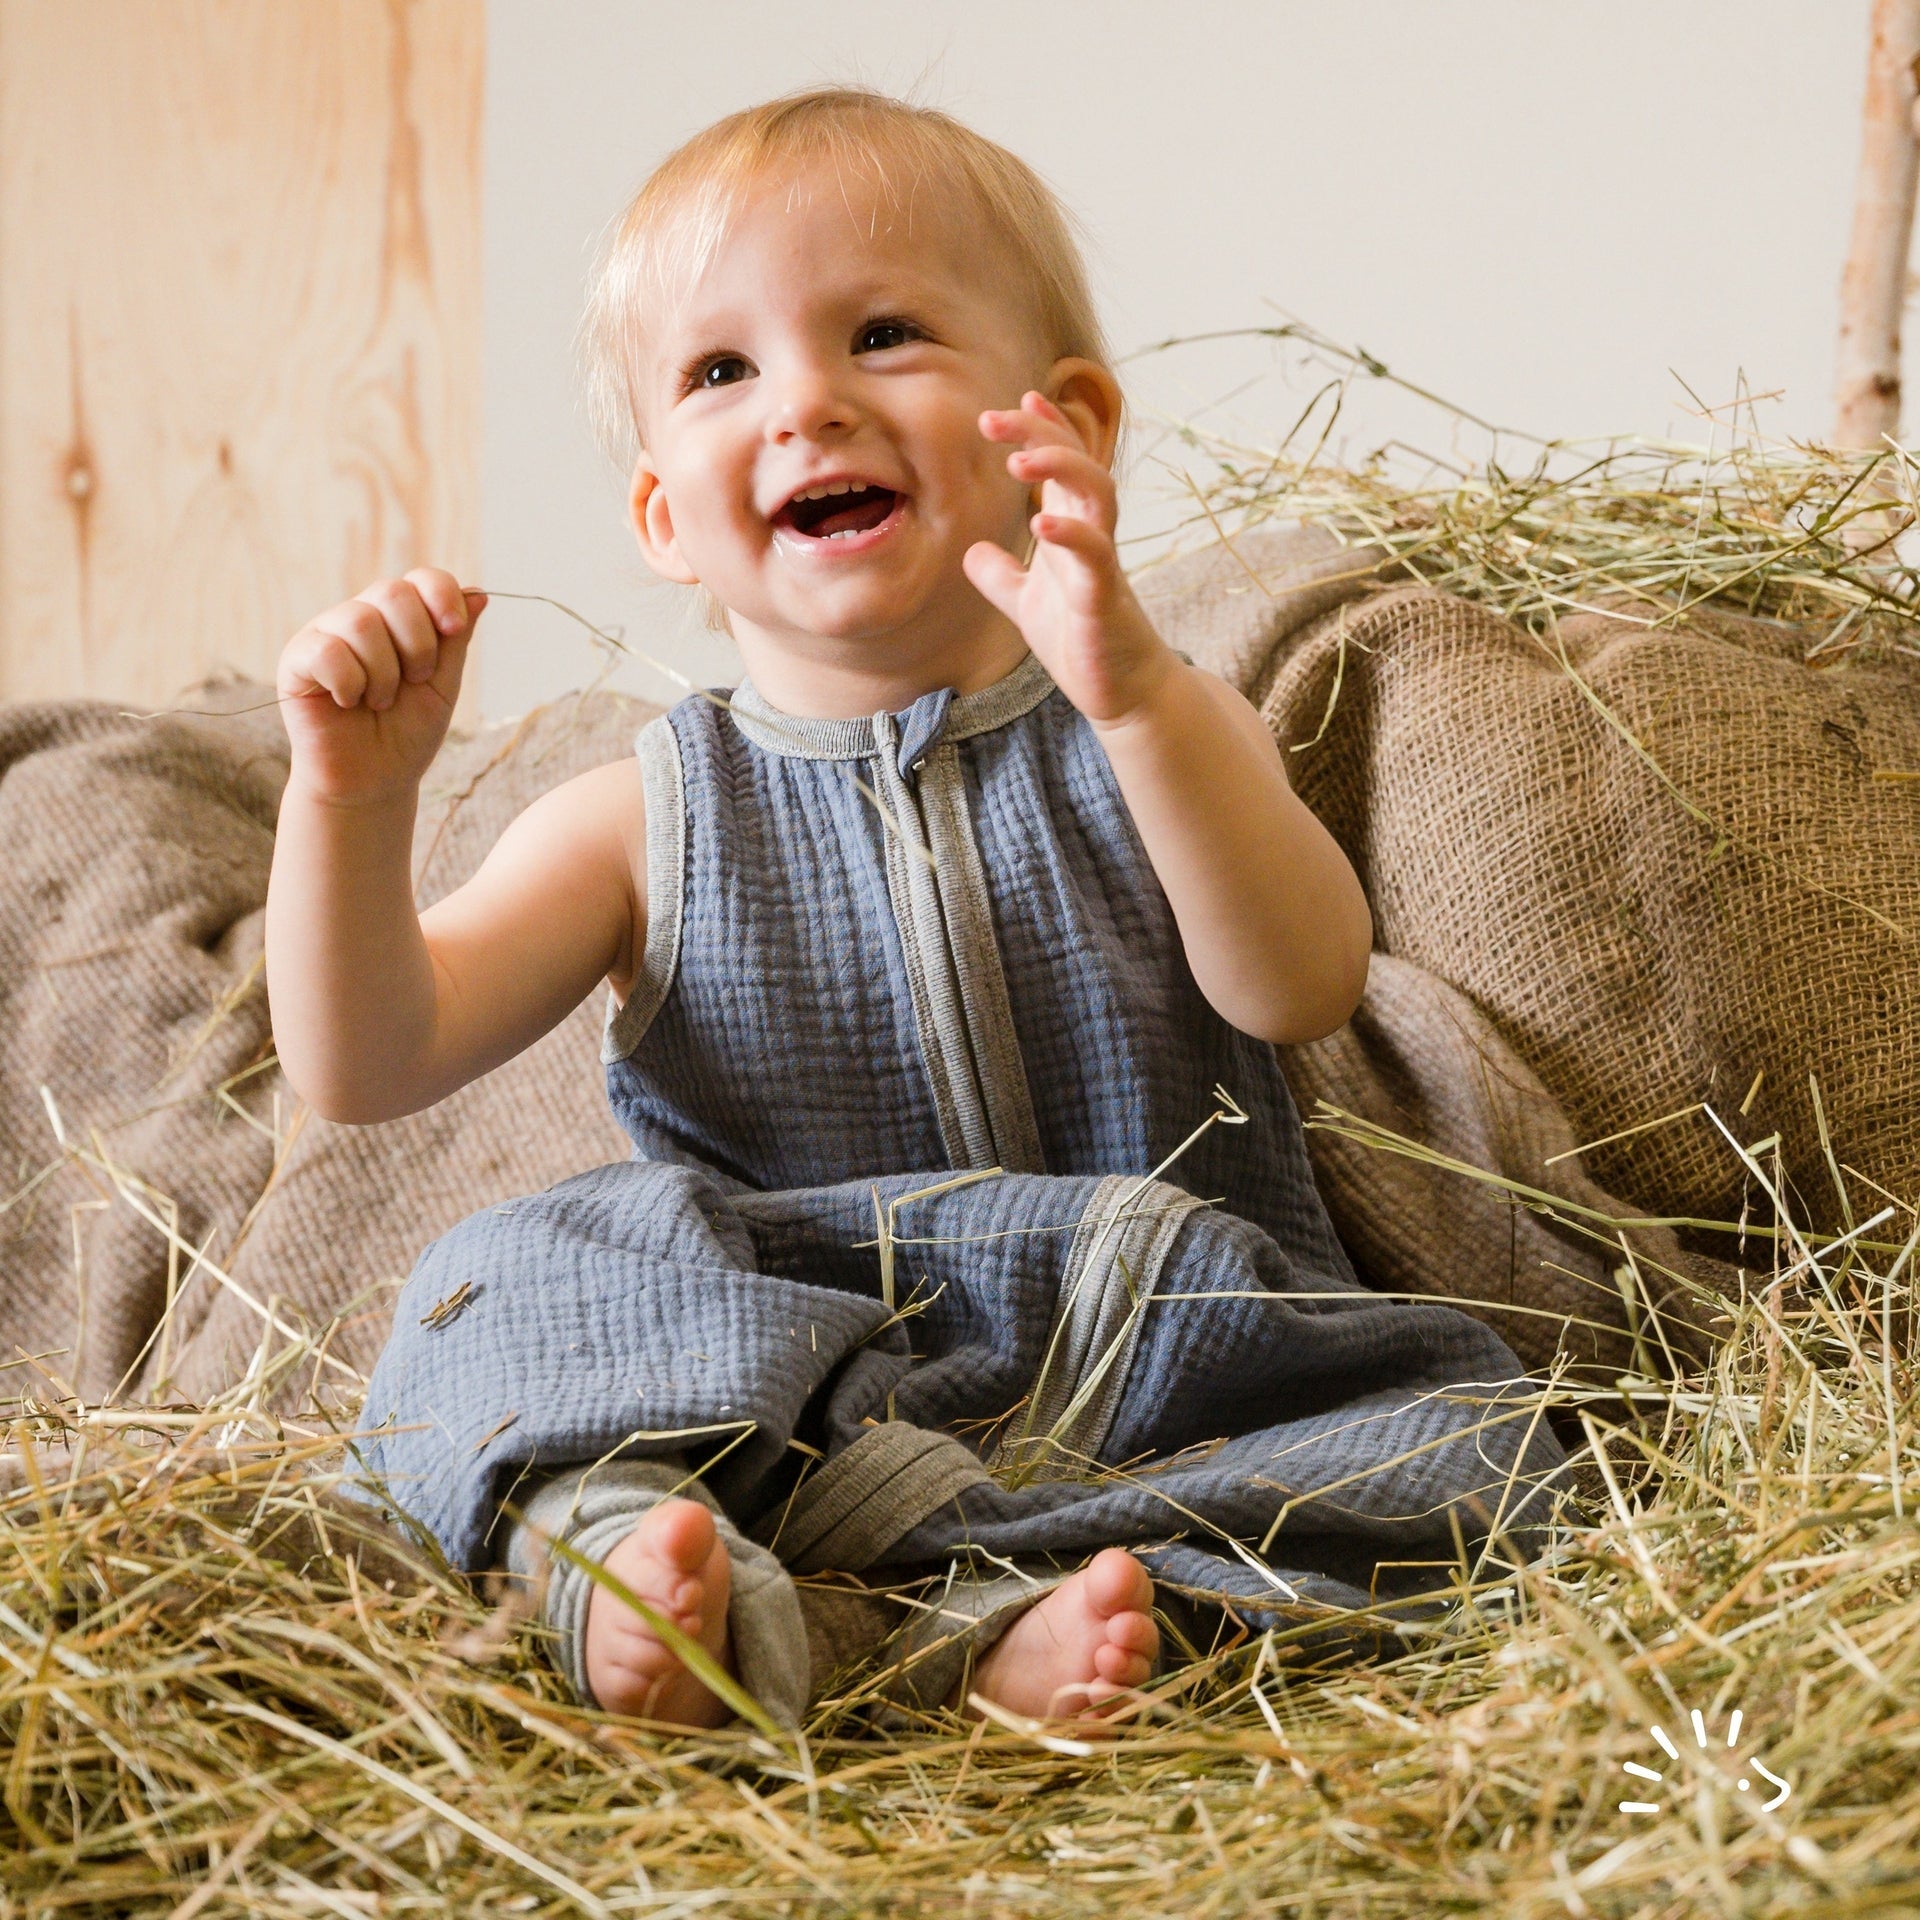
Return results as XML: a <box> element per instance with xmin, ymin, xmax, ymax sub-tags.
<box><xmin>603</xmin><ymin>649</ymin><xmax>1354</xmax><ymax>1284</ymax></box>
<box><xmin>359</xmin><ymin>651</ymin><xmax>1563</xmax><ymax>1713</ymax></box>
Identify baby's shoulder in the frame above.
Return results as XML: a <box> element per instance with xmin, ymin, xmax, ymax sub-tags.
<box><xmin>496</xmin><ymin>754</ymin><xmax>647</xmax><ymax>886</ymax></box>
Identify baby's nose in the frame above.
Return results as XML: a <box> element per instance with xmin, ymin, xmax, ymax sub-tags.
<box><xmin>765</xmin><ymin>364</ymin><xmax>857</xmax><ymax>441</ymax></box>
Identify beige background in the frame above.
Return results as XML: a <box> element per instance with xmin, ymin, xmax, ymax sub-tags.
<box><xmin>0</xmin><ymin>4</ymin><xmax>1882</xmax><ymax>717</ymax></box>
<box><xmin>477</xmin><ymin>0</ymin><xmax>1870</xmax><ymax>719</ymax></box>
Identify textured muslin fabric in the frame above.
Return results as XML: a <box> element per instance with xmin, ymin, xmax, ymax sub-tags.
<box><xmin>355</xmin><ymin>649</ymin><xmax>1572</xmax><ymax>1712</ymax></box>
<box><xmin>359</xmin><ymin>1163</ymin><xmax>1566</xmax><ymax>1660</ymax></box>
<box><xmin>601</xmin><ymin>656</ymin><xmax>1351</xmax><ymax>1278</ymax></box>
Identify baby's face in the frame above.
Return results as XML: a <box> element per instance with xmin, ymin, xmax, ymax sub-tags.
<box><xmin>628</xmin><ymin>163</ymin><xmax>1051</xmax><ymax>661</ymax></box>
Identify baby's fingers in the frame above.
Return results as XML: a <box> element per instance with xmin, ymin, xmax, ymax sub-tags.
<box><xmin>961</xmin><ymin>538</ymin><xmax>1029</xmax><ymax>621</ymax></box>
<box><xmin>358</xmin><ymin>578</ymin><xmax>442</xmax><ymax>690</ymax></box>
<box><xmin>1009</xmin><ymin>443</ymin><xmax>1117</xmax><ymax>531</ymax></box>
<box><xmin>278</xmin><ymin>628</ymin><xmax>371</xmax><ymax>710</ymax></box>
<box><xmin>1031</xmin><ymin>511</ymin><xmax>1119</xmax><ymax>578</ymax></box>
<box><xmin>978</xmin><ymin>389</ymin><xmax>1082</xmax><ymax>452</ymax></box>
<box><xmin>403</xmin><ymin>567</ymin><xmax>476</xmax><ymax>642</ymax></box>
<box><xmin>311</xmin><ymin>600</ymin><xmax>404</xmax><ymax>711</ymax></box>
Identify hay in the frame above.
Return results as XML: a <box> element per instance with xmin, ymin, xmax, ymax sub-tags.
<box><xmin>1141</xmin><ymin>319</ymin><xmax>1920</xmax><ymax>664</ymax></box>
<box><xmin>7</xmin><ymin>344</ymin><xmax>1920</xmax><ymax>1913</ymax></box>
<box><xmin>4</xmin><ymin>1117</ymin><xmax>1916</xmax><ymax>1917</ymax></box>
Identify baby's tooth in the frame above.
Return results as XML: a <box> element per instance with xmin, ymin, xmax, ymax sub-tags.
<box><xmin>827</xmin><ymin>481</ymin><xmax>850</xmax><ymax>496</ymax></box>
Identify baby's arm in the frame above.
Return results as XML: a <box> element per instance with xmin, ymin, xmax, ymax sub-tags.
<box><xmin>964</xmin><ymin>396</ymin><xmax>1371</xmax><ymax>1046</ymax></box>
<box><xmin>265</xmin><ymin>569</ymin><xmax>643</xmax><ymax>1123</ymax></box>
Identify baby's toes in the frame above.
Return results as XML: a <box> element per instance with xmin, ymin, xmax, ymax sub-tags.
<box><xmin>645</xmin><ymin>1497</ymin><xmax>721</xmax><ymax>1576</ymax></box>
<box><xmin>651</xmin><ymin>1574</ymin><xmax>705</xmax><ymax>1628</ymax></box>
<box><xmin>1093</xmin><ymin>1640</ymin><xmax>1153</xmax><ymax>1688</ymax></box>
<box><xmin>589</xmin><ymin>1641</ymin><xmax>666</xmax><ymax>1716</ymax></box>
<box><xmin>1091</xmin><ymin>1605</ymin><xmax>1156</xmax><ymax>1690</ymax></box>
<box><xmin>1083</xmin><ymin>1547</ymin><xmax>1154</xmax><ymax>1619</ymax></box>
<box><xmin>605</xmin><ymin>1598</ymin><xmax>689</xmax><ymax>1652</ymax></box>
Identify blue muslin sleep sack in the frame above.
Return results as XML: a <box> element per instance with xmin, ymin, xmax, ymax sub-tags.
<box><xmin>358</xmin><ymin>651</ymin><xmax>1567</xmax><ymax>1636</ymax></box>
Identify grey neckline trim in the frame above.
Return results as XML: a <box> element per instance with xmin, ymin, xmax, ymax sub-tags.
<box><xmin>726</xmin><ymin>650</ymin><xmax>1055</xmax><ymax>762</ymax></box>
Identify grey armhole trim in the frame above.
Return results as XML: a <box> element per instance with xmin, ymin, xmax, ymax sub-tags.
<box><xmin>918</xmin><ymin>743</ymin><xmax>1045</xmax><ymax>1175</ymax></box>
<box><xmin>994</xmin><ymin>1175</ymin><xmax>1205</xmax><ymax>1479</ymax></box>
<box><xmin>603</xmin><ymin>715</ymin><xmax>687</xmax><ymax>1064</ymax></box>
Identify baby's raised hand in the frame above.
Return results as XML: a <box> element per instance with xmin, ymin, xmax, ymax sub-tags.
<box><xmin>962</xmin><ymin>393</ymin><xmax>1171</xmax><ymax>727</ymax></box>
<box><xmin>276</xmin><ymin>569</ymin><xmax>485</xmax><ymax>801</ymax></box>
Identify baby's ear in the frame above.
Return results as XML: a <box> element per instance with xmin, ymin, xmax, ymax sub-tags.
<box><xmin>1046</xmin><ymin>359</ymin><xmax>1124</xmax><ymax>469</ymax></box>
<box><xmin>628</xmin><ymin>459</ymin><xmax>701</xmax><ymax>586</ymax></box>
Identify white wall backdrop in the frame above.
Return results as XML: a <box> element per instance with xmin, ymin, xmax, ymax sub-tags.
<box><xmin>479</xmin><ymin>0</ymin><xmax>1867</xmax><ymax>718</ymax></box>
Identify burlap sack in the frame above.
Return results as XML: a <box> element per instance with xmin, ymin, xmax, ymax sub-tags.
<box><xmin>0</xmin><ymin>686</ymin><xmax>652</xmax><ymax>1403</ymax></box>
<box><xmin>1281</xmin><ymin>953</ymin><xmax>1721</xmax><ymax>1376</ymax></box>
<box><xmin>0</xmin><ymin>693</ymin><xmax>286</xmax><ymax>1400</ymax></box>
<box><xmin>1142</xmin><ymin>523</ymin><xmax>1920</xmax><ymax>1236</ymax></box>
<box><xmin>163</xmin><ymin>693</ymin><xmax>654</xmax><ymax>1401</ymax></box>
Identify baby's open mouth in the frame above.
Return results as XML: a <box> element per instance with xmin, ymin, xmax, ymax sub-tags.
<box><xmin>775</xmin><ymin>481</ymin><xmax>901</xmax><ymax>541</ymax></box>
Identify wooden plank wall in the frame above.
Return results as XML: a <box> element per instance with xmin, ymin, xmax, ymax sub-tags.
<box><xmin>0</xmin><ymin>0</ymin><xmax>482</xmax><ymax>708</ymax></box>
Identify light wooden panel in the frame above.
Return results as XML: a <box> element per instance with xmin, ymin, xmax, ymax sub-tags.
<box><xmin>0</xmin><ymin>0</ymin><xmax>482</xmax><ymax>707</ymax></box>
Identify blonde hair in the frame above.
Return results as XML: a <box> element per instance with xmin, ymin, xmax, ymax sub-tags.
<box><xmin>580</xmin><ymin>86</ymin><xmax>1112</xmax><ymax>470</ymax></box>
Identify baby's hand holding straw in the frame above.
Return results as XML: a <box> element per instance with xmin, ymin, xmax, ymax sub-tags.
<box><xmin>274</xmin><ymin>568</ymin><xmax>487</xmax><ymax>804</ymax></box>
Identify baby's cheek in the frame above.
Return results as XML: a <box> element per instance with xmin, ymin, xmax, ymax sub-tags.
<box><xmin>963</xmin><ymin>424</ymin><xmax>1030</xmax><ymax>503</ymax></box>
<box><xmin>695</xmin><ymin>500</ymin><xmax>762</xmax><ymax>563</ymax></box>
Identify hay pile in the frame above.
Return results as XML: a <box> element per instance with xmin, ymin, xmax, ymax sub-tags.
<box><xmin>1144</xmin><ymin>318</ymin><xmax>1920</xmax><ymax>662</ymax></box>
<box><xmin>6</xmin><ymin>360</ymin><xmax>1920</xmax><ymax>1916</ymax></box>
<box><xmin>4</xmin><ymin>1166</ymin><xmax>1914</xmax><ymax>1917</ymax></box>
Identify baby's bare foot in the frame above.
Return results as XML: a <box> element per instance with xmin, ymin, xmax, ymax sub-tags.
<box><xmin>582</xmin><ymin>1497</ymin><xmax>733</xmax><ymax>1727</ymax></box>
<box><xmin>967</xmin><ymin>1548</ymin><xmax>1157</xmax><ymax>1724</ymax></box>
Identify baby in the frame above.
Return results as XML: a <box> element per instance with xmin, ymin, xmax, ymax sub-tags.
<box><xmin>270</xmin><ymin>89</ymin><xmax>1558</xmax><ymax>1729</ymax></box>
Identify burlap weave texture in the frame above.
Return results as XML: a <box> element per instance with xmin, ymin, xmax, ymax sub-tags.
<box><xmin>1135</xmin><ymin>524</ymin><xmax>1920</xmax><ymax>1233</ymax></box>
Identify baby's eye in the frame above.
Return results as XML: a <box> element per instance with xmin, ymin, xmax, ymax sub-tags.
<box><xmin>687</xmin><ymin>354</ymin><xmax>752</xmax><ymax>392</ymax></box>
<box><xmin>854</xmin><ymin>320</ymin><xmax>922</xmax><ymax>355</ymax></box>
